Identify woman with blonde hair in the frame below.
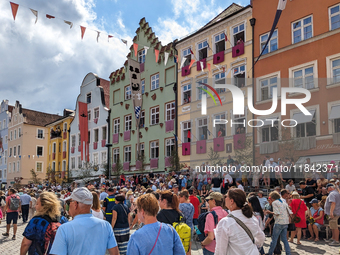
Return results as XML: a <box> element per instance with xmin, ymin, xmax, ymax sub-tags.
<box><xmin>91</xmin><ymin>191</ymin><xmax>104</xmax><ymax>220</ymax></box>
<box><xmin>28</xmin><ymin>193</ymin><xmax>37</xmax><ymax>220</ymax></box>
<box><xmin>20</xmin><ymin>192</ymin><xmax>68</xmax><ymax>255</ymax></box>
<box><xmin>289</xmin><ymin>191</ymin><xmax>307</xmax><ymax>244</ymax></box>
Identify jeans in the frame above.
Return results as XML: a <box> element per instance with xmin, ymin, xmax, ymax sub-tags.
<box><xmin>203</xmin><ymin>248</ymin><xmax>214</xmax><ymax>255</ymax></box>
<box><xmin>211</xmin><ymin>187</ymin><xmax>221</xmax><ymax>193</ymax></box>
<box><xmin>268</xmin><ymin>224</ymin><xmax>291</xmax><ymax>255</ymax></box>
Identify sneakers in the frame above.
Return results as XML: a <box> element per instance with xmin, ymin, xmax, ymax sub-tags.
<box><xmin>2</xmin><ymin>232</ymin><xmax>9</xmax><ymax>237</ymax></box>
<box><xmin>329</xmin><ymin>240</ymin><xmax>340</xmax><ymax>246</ymax></box>
<box><xmin>325</xmin><ymin>238</ymin><xmax>334</xmax><ymax>242</ymax></box>
<box><xmin>12</xmin><ymin>235</ymin><xmax>16</xmax><ymax>240</ymax></box>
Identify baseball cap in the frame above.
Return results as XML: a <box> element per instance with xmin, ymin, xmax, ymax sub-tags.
<box><xmin>258</xmin><ymin>190</ymin><xmax>264</xmax><ymax>194</ymax></box>
<box><xmin>64</xmin><ymin>187</ymin><xmax>93</xmax><ymax>205</ymax></box>
<box><xmin>173</xmin><ymin>184</ymin><xmax>179</xmax><ymax>188</ymax></box>
<box><xmin>108</xmin><ymin>187</ymin><xmax>115</xmax><ymax>192</ymax></box>
<box><xmin>326</xmin><ymin>183</ymin><xmax>335</xmax><ymax>188</ymax></box>
<box><xmin>270</xmin><ymin>158</ymin><xmax>274</xmax><ymax>161</ymax></box>
<box><xmin>310</xmin><ymin>198</ymin><xmax>318</xmax><ymax>204</ymax></box>
<box><xmin>206</xmin><ymin>192</ymin><xmax>223</xmax><ymax>202</ymax></box>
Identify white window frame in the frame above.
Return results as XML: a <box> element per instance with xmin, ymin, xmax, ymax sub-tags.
<box><xmin>291</xmin><ymin>15</ymin><xmax>313</xmax><ymax>44</ymax></box>
<box><xmin>197</xmin><ymin>78</ymin><xmax>208</xmax><ymax>100</ymax></box>
<box><xmin>14</xmin><ymin>129</ymin><xmax>17</xmax><ymax>140</ymax></box>
<box><xmin>17</xmin><ymin>161</ymin><xmax>20</xmax><ymax>172</ymax></box>
<box><xmin>101</xmin><ymin>151</ymin><xmax>107</xmax><ymax>164</ymax></box>
<box><xmin>125</xmin><ymin>86</ymin><xmax>132</xmax><ymax>100</ymax></box>
<box><xmin>231</xmin><ymin>107</ymin><xmax>247</xmax><ymax>135</ymax></box>
<box><xmin>165</xmin><ymin>102</ymin><xmax>175</xmax><ymax>121</ymax></box>
<box><xmin>52</xmin><ymin>142</ymin><xmax>56</xmax><ymax>153</ymax></box>
<box><xmin>37</xmin><ymin>129</ymin><xmax>44</xmax><ymax>139</ymax></box>
<box><xmin>137</xmin><ymin>143</ymin><xmax>145</xmax><ymax>159</ymax></box>
<box><xmin>326</xmin><ymin>53</ymin><xmax>340</xmax><ymax>85</ymax></box>
<box><xmin>182</xmin><ymin>47</ymin><xmax>192</xmax><ymax>67</ymax></box>
<box><xmin>232</xmin><ymin>64</ymin><xmax>246</xmax><ymax>88</ymax></box>
<box><xmin>214</xmin><ymin>31</ymin><xmax>225</xmax><ymax>53</ymax></box>
<box><xmin>165</xmin><ymin>138</ymin><xmax>175</xmax><ymax>157</ymax></box>
<box><xmin>260</xmin><ymin>29</ymin><xmax>278</xmax><ymax>55</ymax></box>
<box><xmin>71</xmin><ymin>135</ymin><xmax>76</xmax><ymax>147</ymax></box>
<box><xmin>256</xmin><ymin>71</ymin><xmax>281</xmax><ymax>102</ymax></box>
<box><xmin>231</xmin><ymin>22</ymin><xmax>246</xmax><ymax>46</ymax></box>
<box><xmin>182</xmin><ymin>84</ymin><xmax>191</xmax><ymax>104</ymax></box>
<box><xmin>124</xmin><ymin>146</ymin><xmax>131</xmax><ymax>162</ymax></box>
<box><xmin>125</xmin><ymin>115</ymin><xmax>132</xmax><ymax>131</ymax></box>
<box><xmin>197</xmin><ymin>117</ymin><xmax>208</xmax><ymax>141</ymax></box>
<box><xmin>289</xmin><ymin>60</ymin><xmax>318</xmax><ymax>89</ymax></box>
<box><xmin>77</xmin><ymin>156</ymin><xmax>82</xmax><ymax>169</ymax></box>
<box><xmin>113</xmin><ymin>148</ymin><xmax>120</xmax><ymax>164</ymax></box>
<box><xmin>197</xmin><ymin>39</ymin><xmax>208</xmax><ymax>60</ymax></box>
<box><xmin>141</xmin><ymin>79</ymin><xmax>145</xmax><ymax>94</ymax></box>
<box><xmin>36</xmin><ymin>162</ymin><xmax>43</xmax><ymax>172</ymax></box>
<box><xmin>71</xmin><ymin>157</ymin><xmax>76</xmax><ymax>169</ymax></box>
<box><xmin>182</xmin><ymin>121</ymin><xmax>191</xmax><ymax>143</ymax></box>
<box><xmin>138</xmin><ymin>49</ymin><xmax>146</xmax><ymax>64</ymax></box>
<box><xmin>62</xmin><ymin>160</ymin><xmax>66</xmax><ymax>172</ymax></box>
<box><xmin>3</xmin><ymin>169</ymin><xmax>6</xmax><ymax>179</ymax></box>
<box><xmin>113</xmin><ymin>118</ymin><xmax>120</xmax><ymax>134</ymax></box>
<box><xmin>151</xmin><ymin>73</ymin><xmax>159</xmax><ymax>90</ymax></box>
<box><xmin>94</xmin><ymin>108</ymin><xmax>99</xmax><ymax>119</ymax></box>
<box><xmin>139</xmin><ymin>110</ymin><xmax>145</xmax><ymax>128</ymax></box>
<box><xmin>214</xmin><ymin>72</ymin><xmax>226</xmax><ymax>93</ymax></box>
<box><xmin>86</xmin><ymin>93</ymin><xmax>92</xmax><ymax>104</ymax></box>
<box><xmin>88</xmin><ymin>110</ymin><xmax>91</xmax><ymax>121</ymax></box>
<box><xmin>290</xmin><ymin>105</ymin><xmax>320</xmax><ymax>138</ymax></box>
<box><xmin>37</xmin><ymin>146</ymin><xmax>44</xmax><ymax>157</ymax></box>
<box><xmin>150</xmin><ymin>106</ymin><xmax>160</xmax><ymax>125</ymax></box>
<box><xmin>93</xmin><ymin>153</ymin><xmax>99</xmax><ymax>165</ymax></box>
<box><xmin>93</xmin><ymin>129</ymin><xmax>99</xmax><ymax>143</ymax></box>
<box><xmin>329</xmin><ymin>3</ymin><xmax>340</xmax><ymax>31</ymax></box>
<box><xmin>18</xmin><ymin>127</ymin><xmax>21</xmax><ymax>137</ymax></box>
<box><xmin>8</xmin><ymin>163</ymin><xmax>11</xmax><ymax>173</ymax></box>
<box><xmin>150</xmin><ymin>141</ymin><xmax>159</xmax><ymax>159</ymax></box>
<box><xmin>214</xmin><ymin>113</ymin><xmax>227</xmax><ymax>137</ymax></box>
<box><xmin>102</xmin><ymin>126</ymin><xmax>107</xmax><ymax>140</ymax></box>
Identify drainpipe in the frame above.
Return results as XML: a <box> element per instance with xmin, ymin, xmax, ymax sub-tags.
<box><xmin>172</xmin><ymin>40</ymin><xmax>179</xmax><ymax>172</ymax></box>
<box><xmin>106</xmin><ymin>109</ymin><xmax>112</xmax><ymax>180</ymax></box>
<box><xmin>250</xmin><ymin>17</ymin><xmax>256</xmax><ymax>166</ymax></box>
<box><xmin>67</xmin><ymin>126</ymin><xmax>71</xmax><ymax>183</ymax></box>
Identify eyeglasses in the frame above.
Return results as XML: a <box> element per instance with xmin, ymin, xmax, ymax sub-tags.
<box><xmin>66</xmin><ymin>199</ymin><xmax>77</xmax><ymax>205</ymax></box>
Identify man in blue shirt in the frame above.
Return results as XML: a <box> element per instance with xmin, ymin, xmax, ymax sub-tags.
<box><xmin>100</xmin><ymin>188</ymin><xmax>108</xmax><ymax>201</ymax></box>
<box><xmin>20</xmin><ymin>190</ymin><xmax>31</xmax><ymax>223</ymax></box>
<box><xmin>50</xmin><ymin>187</ymin><xmax>118</xmax><ymax>255</ymax></box>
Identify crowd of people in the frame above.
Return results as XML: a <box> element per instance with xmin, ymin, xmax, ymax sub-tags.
<box><xmin>0</xmin><ymin>156</ymin><xmax>339</xmax><ymax>255</ymax></box>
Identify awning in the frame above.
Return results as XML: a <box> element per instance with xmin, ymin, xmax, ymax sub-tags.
<box><xmin>329</xmin><ymin>105</ymin><xmax>340</xmax><ymax>120</ymax></box>
<box><xmin>296</xmin><ymin>154</ymin><xmax>340</xmax><ymax>165</ymax></box>
<box><xmin>290</xmin><ymin>110</ymin><xmax>315</xmax><ymax>125</ymax></box>
<box><xmin>262</xmin><ymin>117</ymin><xmax>279</xmax><ymax>126</ymax></box>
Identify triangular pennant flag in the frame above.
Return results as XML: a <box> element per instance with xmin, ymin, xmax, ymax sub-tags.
<box><xmin>155</xmin><ymin>49</ymin><xmax>159</xmax><ymax>63</ymax></box>
<box><xmin>164</xmin><ymin>52</ymin><xmax>169</xmax><ymax>66</ymax></box>
<box><xmin>200</xmin><ymin>61</ymin><xmax>204</xmax><ymax>72</ymax></box>
<box><xmin>222</xmin><ymin>66</ymin><xmax>226</xmax><ymax>73</ymax></box>
<box><xmin>190</xmin><ymin>48</ymin><xmax>194</xmax><ymax>55</ymax></box>
<box><xmin>224</xmin><ymin>32</ymin><xmax>228</xmax><ymax>42</ymax></box>
<box><xmin>96</xmin><ymin>31</ymin><xmax>100</xmax><ymax>43</ymax></box>
<box><xmin>46</xmin><ymin>14</ymin><xmax>55</xmax><ymax>19</ymax></box>
<box><xmin>80</xmin><ymin>26</ymin><xmax>86</xmax><ymax>40</ymax></box>
<box><xmin>121</xmin><ymin>39</ymin><xmax>127</xmax><ymax>45</ymax></box>
<box><xmin>108</xmin><ymin>35</ymin><xmax>113</xmax><ymax>42</ymax></box>
<box><xmin>133</xmin><ymin>43</ymin><xmax>138</xmax><ymax>57</ymax></box>
<box><xmin>30</xmin><ymin>9</ymin><xmax>38</xmax><ymax>24</ymax></box>
<box><xmin>64</xmin><ymin>20</ymin><xmax>73</xmax><ymax>28</ymax></box>
<box><xmin>180</xmin><ymin>56</ymin><xmax>187</xmax><ymax>68</ymax></box>
<box><xmin>207</xmin><ymin>63</ymin><xmax>211</xmax><ymax>72</ymax></box>
<box><xmin>189</xmin><ymin>59</ymin><xmax>195</xmax><ymax>69</ymax></box>
<box><xmin>215</xmin><ymin>65</ymin><xmax>221</xmax><ymax>71</ymax></box>
<box><xmin>10</xmin><ymin>2</ymin><xmax>19</xmax><ymax>21</ymax></box>
<box><xmin>144</xmin><ymin>46</ymin><xmax>149</xmax><ymax>55</ymax></box>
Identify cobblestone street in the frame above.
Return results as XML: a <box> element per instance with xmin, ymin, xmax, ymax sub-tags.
<box><xmin>0</xmin><ymin>220</ymin><xmax>338</xmax><ymax>255</ymax></box>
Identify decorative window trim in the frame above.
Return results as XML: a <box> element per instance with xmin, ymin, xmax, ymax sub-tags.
<box><xmin>256</xmin><ymin>71</ymin><xmax>281</xmax><ymax>102</ymax></box>
<box><xmin>288</xmin><ymin>60</ymin><xmax>318</xmax><ymax>89</ymax></box>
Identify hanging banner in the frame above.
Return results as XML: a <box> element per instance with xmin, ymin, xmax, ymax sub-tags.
<box><xmin>207</xmin><ymin>63</ymin><xmax>211</xmax><ymax>72</ymax></box>
<box><xmin>155</xmin><ymin>49</ymin><xmax>159</xmax><ymax>63</ymax></box>
<box><xmin>64</xmin><ymin>20</ymin><xmax>73</xmax><ymax>28</ymax></box>
<box><xmin>46</xmin><ymin>14</ymin><xmax>55</xmax><ymax>19</ymax></box>
<box><xmin>128</xmin><ymin>58</ymin><xmax>142</xmax><ymax>127</ymax></box>
<box><xmin>133</xmin><ymin>43</ymin><xmax>138</xmax><ymax>56</ymax></box>
<box><xmin>188</xmin><ymin>59</ymin><xmax>195</xmax><ymax>69</ymax></box>
<box><xmin>80</xmin><ymin>26</ymin><xmax>86</xmax><ymax>40</ymax></box>
<box><xmin>10</xmin><ymin>2</ymin><xmax>19</xmax><ymax>21</ymax></box>
<box><xmin>164</xmin><ymin>52</ymin><xmax>169</xmax><ymax>66</ymax></box>
<box><xmin>78</xmin><ymin>102</ymin><xmax>88</xmax><ymax>161</ymax></box>
<box><xmin>180</xmin><ymin>56</ymin><xmax>187</xmax><ymax>68</ymax></box>
<box><xmin>200</xmin><ymin>61</ymin><xmax>204</xmax><ymax>72</ymax></box>
<box><xmin>121</xmin><ymin>39</ymin><xmax>127</xmax><ymax>45</ymax></box>
<box><xmin>30</xmin><ymin>9</ymin><xmax>38</xmax><ymax>24</ymax></box>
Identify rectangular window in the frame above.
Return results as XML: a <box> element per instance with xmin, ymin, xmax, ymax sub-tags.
<box><xmin>292</xmin><ymin>16</ymin><xmax>313</xmax><ymax>44</ymax></box>
<box><xmin>94</xmin><ymin>108</ymin><xmax>99</xmax><ymax>119</ymax></box>
<box><xmin>125</xmin><ymin>115</ymin><xmax>132</xmax><ymax>131</ymax></box>
<box><xmin>138</xmin><ymin>49</ymin><xmax>146</xmax><ymax>64</ymax></box>
<box><xmin>63</xmin><ymin>141</ymin><xmax>67</xmax><ymax>152</ymax></box>
<box><xmin>215</xmin><ymin>114</ymin><xmax>226</xmax><ymax>137</ymax></box>
<box><xmin>215</xmin><ymin>32</ymin><xmax>225</xmax><ymax>53</ymax></box>
<box><xmin>78</xmin><ymin>156</ymin><xmax>82</xmax><ymax>168</ymax></box>
<box><xmin>296</xmin><ymin>113</ymin><xmax>316</xmax><ymax>138</ymax></box>
<box><xmin>234</xmin><ymin>114</ymin><xmax>246</xmax><ymax>134</ymax></box>
<box><xmin>125</xmin><ymin>86</ymin><xmax>132</xmax><ymax>100</ymax></box>
<box><xmin>182</xmin><ymin>48</ymin><xmax>191</xmax><ymax>67</ymax></box>
<box><xmin>53</xmin><ymin>143</ymin><xmax>56</xmax><ymax>153</ymax></box>
<box><xmin>88</xmin><ymin>110</ymin><xmax>91</xmax><ymax>121</ymax></box>
<box><xmin>37</xmin><ymin>129</ymin><xmax>44</xmax><ymax>139</ymax></box>
<box><xmin>17</xmin><ymin>145</ymin><xmax>20</xmax><ymax>156</ymax></box>
<box><xmin>88</xmin><ymin>131</ymin><xmax>91</xmax><ymax>144</ymax></box>
<box><xmin>102</xmin><ymin>126</ymin><xmax>107</xmax><ymax>140</ymax></box>
<box><xmin>198</xmin><ymin>118</ymin><xmax>208</xmax><ymax>141</ymax></box>
<box><xmin>166</xmin><ymin>102</ymin><xmax>175</xmax><ymax>121</ymax></box>
<box><xmin>4</xmin><ymin>150</ymin><xmax>7</xmax><ymax>164</ymax></box>
<box><xmin>71</xmin><ymin>157</ymin><xmax>76</xmax><ymax>169</ymax></box>
<box><xmin>262</xmin><ymin>124</ymin><xmax>279</xmax><ymax>142</ymax></box>
<box><xmin>150</xmin><ymin>106</ymin><xmax>160</xmax><ymax>125</ymax></box>
<box><xmin>36</xmin><ymin>162</ymin><xmax>42</xmax><ymax>172</ymax></box>
<box><xmin>52</xmin><ymin>162</ymin><xmax>56</xmax><ymax>172</ymax></box>
<box><xmin>332</xmin><ymin>58</ymin><xmax>340</xmax><ymax>84</ymax></box>
<box><xmin>113</xmin><ymin>118</ymin><xmax>120</xmax><ymax>134</ymax></box>
<box><xmin>9</xmin><ymin>163</ymin><xmax>11</xmax><ymax>173</ymax></box>
<box><xmin>165</xmin><ymin>138</ymin><xmax>175</xmax><ymax>157</ymax></box>
<box><xmin>183</xmin><ymin>121</ymin><xmax>191</xmax><ymax>143</ymax></box>
<box><xmin>215</xmin><ymin>73</ymin><xmax>226</xmax><ymax>93</ymax></box>
<box><xmin>10</xmin><ymin>131</ymin><xmax>12</xmax><ymax>141</ymax></box>
<box><xmin>197</xmin><ymin>78</ymin><xmax>208</xmax><ymax>100</ymax></box>
<box><xmin>94</xmin><ymin>129</ymin><xmax>99</xmax><ymax>143</ymax></box>
<box><xmin>86</xmin><ymin>93</ymin><xmax>91</xmax><ymax>104</ymax></box>
<box><xmin>14</xmin><ymin>130</ymin><xmax>17</xmax><ymax>139</ymax></box>
<box><xmin>137</xmin><ymin>143</ymin><xmax>144</xmax><ymax>159</ymax></box>
<box><xmin>260</xmin><ymin>76</ymin><xmax>278</xmax><ymax>100</ymax></box>
<box><xmin>78</xmin><ymin>134</ymin><xmax>81</xmax><ymax>146</ymax></box>
<box><xmin>124</xmin><ymin>146</ymin><xmax>131</xmax><ymax>162</ymax></box>
<box><xmin>151</xmin><ymin>74</ymin><xmax>159</xmax><ymax>90</ymax></box>
<box><xmin>13</xmin><ymin>162</ymin><xmax>15</xmax><ymax>172</ymax></box>
<box><xmin>113</xmin><ymin>148</ymin><xmax>119</xmax><ymax>164</ymax></box>
<box><xmin>198</xmin><ymin>40</ymin><xmax>208</xmax><ymax>60</ymax></box>
<box><xmin>329</xmin><ymin>4</ymin><xmax>340</xmax><ymax>30</ymax></box>
<box><xmin>37</xmin><ymin>146</ymin><xmax>43</xmax><ymax>156</ymax></box>
<box><xmin>17</xmin><ymin>161</ymin><xmax>20</xmax><ymax>172</ymax></box>
<box><xmin>13</xmin><ymin>147</ymin><xmax>16</xmax><ymax>157</ymax></box>
<box><xmin>233</xmin><ymin>23</ymin><xmax>245</xmax><ymax>44</ymax></box>
<box><xmin>182</xmin><ymin>84</ymin><xmax>191</xmax><ymax>104</ymax></box>
<box><xmin>293</xmin><ymin>66</ymin><xmax>314</xmax><ymax>89</ymax></box>
<box><xmin>9</xmin><ymin>147</ymin><xmax>12</xmax><ymax>157</ymax></box>
<box><xmin>101</xmin><ymin>151</ymin><xmax>107</xmax><ymax>164</ymax></box>
<box><xmin>71</xmin><ymin>135</ymin><xmax>76</xmax><ymax>147</ymax></box>
<box><xmin>93</xmin><ymin>153</ymin><xmax>99</xmax><ymax>165</ymax></box>
<box><xmin>260</xmin><ymin>30</ymin><xmax>278</xmax><ymax>54</ymax></box>
<box><xmin>150</xmin><ymin>141</ymin><xmax>159</xmax><ymax>159</ymax></box>
<box><xmin>18</xmin><ymin>127</ymin><xmax>21</xmax><ymax>137</ymax></box>
<box><xmin>233</xmin><ymin>65</ymin><xmax>246</xmax><ymax>88</ymax></box>
<box><xmin>334</xmin><ymin>118</ymin><xmax>340</xmax><ymax>133</ymax></box>
<box><xmin>139</xmin><ymin>111</ymin><xmax>145</xmax><ymax>128</ymax></box>
<box><xmin>113</xmin><ymin>90</ymin><xmax>120</xmax><ymax>104</ymax></box>
<box><xmin>141</xmin><ymin>79</ymin><xmax>145</xmax><ymax>94</ymax></box>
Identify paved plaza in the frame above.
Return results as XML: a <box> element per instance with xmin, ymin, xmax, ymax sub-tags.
<box><xmin>0</xmin><ymin>221</ymin><xmax>338</xmax><ymax>255</ymax></box>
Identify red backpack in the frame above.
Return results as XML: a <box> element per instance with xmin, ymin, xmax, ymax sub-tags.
<box><xmin>42</xmin><ymin>216</ymin><xmax>62</xmax><ymax>255</ymax></box>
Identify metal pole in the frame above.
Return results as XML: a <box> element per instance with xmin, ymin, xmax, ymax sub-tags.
<box><xmin>173</xmin><ymin>40</ymin><xmax>179</xmax><ymax>172</ymax></box>
<box><xmin>106</xmin><ymin>109</ymin><xmax>112</xmax><ymax>180</ymax></box>
<box><xmin>250</xmin><ymin>18</ymin><xmax>256</xmax><ymax>166</ymax></box>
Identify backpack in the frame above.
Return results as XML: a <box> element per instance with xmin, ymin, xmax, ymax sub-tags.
<box><xmin>9</xmin><ymin>195</ymin><xmax>20</xmax><ymax>211</ymax></box>
<box><xmin>41</xmin><ymin>216</ymin><xmax>62</xmax><ymax>255</ymax></box>
<box><xmin>197</xmin><ymin>211</ymin><xmax>218</xmax><ymax>242</ymax></box>
<box><xmin>172</xmin><ymin>216</ymin><xmax>191</xmax><ymax>253</ymax></box>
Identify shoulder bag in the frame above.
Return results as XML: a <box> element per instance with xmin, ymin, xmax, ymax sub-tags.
<box><xmin>291</xmin><ymin>200</ymin><xmax>302</xmax><ymax>224</ymax></box>
<box><xmin>148</xmin><ymin>223</ymin><xmax>162</xmax><ymax>255</ymax></box>
<box><xmin>228</xmin><ymin>214</ymin><xmax>254</xmax><ymax>244</ymax></box>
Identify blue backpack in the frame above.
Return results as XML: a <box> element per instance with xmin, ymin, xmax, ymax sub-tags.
<box><xmin>197</xmin><ymin>211</ymin><xmax>218</xmax><ymax>242</ymax></box>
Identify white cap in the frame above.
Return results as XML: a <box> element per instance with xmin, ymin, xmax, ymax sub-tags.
<box><xmin>64</xmin><ymin>187</ymin><xmax>93</xmax><ymax>205</ymax></box>
<box><xmin>270</xmin><ymin>158</ymin><xmax>274</xmax><ymax>161</ymax></box>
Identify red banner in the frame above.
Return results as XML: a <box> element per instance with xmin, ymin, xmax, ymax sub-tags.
<box><xmin>78</xmin><ymin>102</ymin><xmax>88</xmax><ymax>161</ymax></box>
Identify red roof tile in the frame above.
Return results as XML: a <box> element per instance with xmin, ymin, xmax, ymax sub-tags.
<box><xmin>21</xmin><ymin>108</ymin><xmax>62</xmax><ymax>127</ymax></box>
<box><xmin>99</xmin><ymin>78</ymin><xmax>110</xmax><ymax>108</ymax></box>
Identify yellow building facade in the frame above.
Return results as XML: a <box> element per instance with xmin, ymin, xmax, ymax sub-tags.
<box><xmin>46</xmin><ymin>110</ymin><xmax>74</xmax><ymax>183</ymax></box>
<box><xmin>176</xmin><ymin>4</ymin><xmax>253</xmax><ymax>167</ymax></box>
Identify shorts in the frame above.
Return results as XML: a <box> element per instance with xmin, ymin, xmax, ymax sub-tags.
<box><xmin>264</xmin><ymin>171</ymin><xmax>271</xmax><ymax>177</ymax></box>
<box><xmin>329</xmin><ymin>216</ymin><xmax>340</xmax><ymax>230</ymax></box>
<box><xmin>313</xmin><ymin>223</ymin><xmax>322</xmax><ymax>230</ymax></box>
<box><xmin>277</xmin><ymin>178</ymin><xmax>283</xmax><ymax>185</ymax></box>
<box><xmin>6</xmin><ymin>212</ymin><xmax>18</xmax><ymax>225</ymax></box>
<box><xmin>193</xmin><ymin>218</ymin><xmax>198</xmax><ymax>226</ymax></box>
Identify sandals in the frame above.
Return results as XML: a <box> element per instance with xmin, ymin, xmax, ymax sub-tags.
<box><xmin>12</xmin><ymin>235</ymin><xmax>16</xmax><ymax>240</ymax></box>
<box><xmin>314</xmin><ymin>238</ymin><xmax>319</xmax><ymax>242</ymax></box>
<box><xmin>296</xmin><ymin>242</ymin><xmax>301</xmax><ymax>245</ymax></box>
<box><xmin>308</xmin><ymin>237</ymin><xmax>314</xmax><ymax>240</ymax></box>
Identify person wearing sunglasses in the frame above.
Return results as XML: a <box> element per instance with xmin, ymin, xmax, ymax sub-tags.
<box><xmin>50</xmin><ymin>187</ymin><xmax>119</xmax><ymax>255</ymax></box>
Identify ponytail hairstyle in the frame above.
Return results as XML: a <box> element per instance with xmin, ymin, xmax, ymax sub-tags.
<box><xmin>248</xmin><ymin>195</ymin><xmax>264</xmax><ymax>220</ymax></box>
<box><xmin>160</xmin><ymin>190</ymin><xmax>180</xmax><ymax>212</ymax></box>
<box><xmin>228</xmin><ymin>188</ymin><xmax>253</xmax><ymax>218</ymax></box>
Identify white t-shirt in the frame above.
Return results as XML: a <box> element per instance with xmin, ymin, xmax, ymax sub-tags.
<box><xmin>237</xmin><ymin>184</ymin><xmax>244</xmax><ymax>191</ymax></box>
<box><xmin>285</xmin><ymin>184</ymin><xmax>296</xmax><ymax>193</ymax></box>
<box><xmin>100</xmin><ymin>177</ymin><xmax>105</xmax><ymax>184</ymax></box>
<box><xmin>224</xmin><ymin>174</ymin><xmax>233</xmax><ymax>184</ymax></box>
<box><xmin>92</xmin><ymin>209</ymin><xmax>104</xmax><ymax>220</ymax></box>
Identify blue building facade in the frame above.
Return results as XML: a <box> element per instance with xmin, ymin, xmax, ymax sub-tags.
<box><xmin>0</xmin><ymin>100</ymin><xmax>12</xmax><ymax>188</ymax></box>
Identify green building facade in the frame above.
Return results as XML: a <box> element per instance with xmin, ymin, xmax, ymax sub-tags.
<box><xmin>109</xmin><ymin>18</ymin><xmax>176</xmax><ymax>174</ymax></box>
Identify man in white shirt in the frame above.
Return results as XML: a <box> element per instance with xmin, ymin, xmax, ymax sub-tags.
<box><xmin>285</xmin><ymin>179</ymin><xmax>296</xmax><ymax>193</ymax></box>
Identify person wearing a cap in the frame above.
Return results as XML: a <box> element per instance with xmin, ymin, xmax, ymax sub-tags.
<box><xmin>299</xmin><ymin>181</ymin><xmax>315</xmax><ymax>208</ymax></box>
<box><xmin>172</xmin><ymin>184</ymin><xmax>179</xmax><ymax>196</ymax></box>
<box><xmin>50</xmin><ymin>187</ymin><xmax>119</xmax><ymax>255</ymax></box>
<box><xmin>102</xmin><ymin>187</ymin><xmax>116</xmax><ymax>225</ymax></box>
<box><xmin>215</xmin><ymin>189</ymin><xmax>265</xmax><ymax>255</ymax></box>
<box><xmin>257</xmin><ymin>191</ymin><xmax>268</xmax><ymax>210</ymax></box>
<box><xmin>201</xmin><ymin>192</ymin><xmax>228</xmax><ymax>254</ymax></box>
<box><xmin>324</xmin><ymin>183</ymin><xmax>340</xmax><ymax>246</ymax></box>
<box><xmin>307</xmin><ymin>198</ymin><xmax>324</xmax><ymax>242</ymax></box>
